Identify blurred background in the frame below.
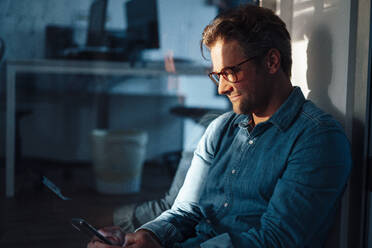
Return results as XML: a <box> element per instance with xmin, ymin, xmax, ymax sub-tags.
<box><xmin>0</xmin><ymin>0</ymin><xmax>372</xmax><ymax>247</ymax></box>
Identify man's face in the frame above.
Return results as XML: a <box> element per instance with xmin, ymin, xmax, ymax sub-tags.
<box><xmin>210</xmin><ymin>39</ymin><xmax>271</xmax><ymax>115</ymax></box>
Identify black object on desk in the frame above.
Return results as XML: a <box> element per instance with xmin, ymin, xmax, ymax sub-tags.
<box><xmin>44</xmin><ymin>0</ymin><xmax>159</xmax><ymax>63</ymax></box>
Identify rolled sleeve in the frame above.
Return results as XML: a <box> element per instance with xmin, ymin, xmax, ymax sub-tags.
<box><xmin>138</xmin><ymin>219</ymin><xmax>182</xmax><ymax>247</ymax></box>
<box><xmin>135</xmin><ymin>113</ymin><xmax>232</xmax><ymax>247</ymax></box>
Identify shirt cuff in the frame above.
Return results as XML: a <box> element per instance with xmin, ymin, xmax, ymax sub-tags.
<box><xmin>136</xmin><ymin>219</ymin><xmax>183</xmax><ymax>247</ymax></box>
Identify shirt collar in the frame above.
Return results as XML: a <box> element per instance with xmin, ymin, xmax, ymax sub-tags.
<box><xmin>237</xmin><ymin>114</ymin><xmax>254</xmax><ymax>131</ymax></box>
<box><xmin>235</xmin><ymin>86</ymin><xmax>306</xmax><ymax>131</ymax></box>
<box><xmin>268</xmin><ymin>86</ymin><xmax>306</xmax><ymax>131</ymax></box>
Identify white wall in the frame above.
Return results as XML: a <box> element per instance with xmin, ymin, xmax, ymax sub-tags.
<box><xmin>276</xmin><ymin>2</ymin><xmax>355</xmax><ymax>246</ymax></box>
<box><xmin>282</xmin><ymin>0</ymin><xmax>351</xmax><ymax>126</ymax></box>
<box><xmin>0</xmin><ymin>0</ymin><xmax>91</xmax><ymax>59</ymax></box>
<box><xmin>144</xmin><ymin>0</ymin><xmax>217</xmax><ymax>64</ymax></box>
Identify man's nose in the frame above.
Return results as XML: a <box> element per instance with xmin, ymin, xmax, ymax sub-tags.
<box><xmin>218</xmin><ymin>77</ymin><xmax>233</xmax><ymax>95</ymax></box>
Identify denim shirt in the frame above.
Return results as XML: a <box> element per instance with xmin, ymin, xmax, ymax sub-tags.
<box><xmin>140</xmin><ymin>87</ymin><xmax>352</xmax><ymax>248</ymax></box>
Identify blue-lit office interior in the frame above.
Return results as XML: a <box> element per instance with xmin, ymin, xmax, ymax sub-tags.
<box><xmin>1</xmin><ymin>0</ymin><xmax>372</xmax><ymax>247</ymax></box>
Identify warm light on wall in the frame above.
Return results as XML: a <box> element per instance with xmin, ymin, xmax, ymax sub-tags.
<box><xmin>291</xmin><ymin>36</ymin><xmax>310</xmax><ymax>98</ymax></box>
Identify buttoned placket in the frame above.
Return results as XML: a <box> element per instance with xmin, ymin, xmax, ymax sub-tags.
<box><xmin>222</xmin><ymin>126</ymin><xmax>251</xmax><ymax>216</ymax></box>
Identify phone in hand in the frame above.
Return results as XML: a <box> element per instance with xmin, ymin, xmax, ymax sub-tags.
<box><xmin>71</xmin><ymin>218</ymin><xmax>113</xmax><ymax>245</ymax></box>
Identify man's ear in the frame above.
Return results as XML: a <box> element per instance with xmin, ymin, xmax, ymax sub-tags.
<box><xmin>265</xmin><ymin>48</ymin><xmax>281</xmax><ymax>74</ymax></box>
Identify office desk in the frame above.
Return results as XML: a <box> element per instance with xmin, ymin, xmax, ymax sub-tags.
<box><xmin>5</xmin><ymin>59</ymin><xmax>208</xmax><ymax>197</ymax></box>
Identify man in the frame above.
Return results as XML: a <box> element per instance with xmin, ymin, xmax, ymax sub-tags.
<box><xmin>88</xmin><ymin>4</ymin><xmax>352</xmax><ymax>248</ymax></box>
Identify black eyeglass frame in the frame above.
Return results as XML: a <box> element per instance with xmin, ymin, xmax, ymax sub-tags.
<box><xmin>208</xmin><ymin>56</ymin><xmax>257</xmax><ymax>86</ymax></box>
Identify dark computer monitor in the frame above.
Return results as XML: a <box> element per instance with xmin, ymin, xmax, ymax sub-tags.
<box><xmin>125</xmin><ymin>0</ymin><xmax>159</xmax><ymax>50</ymax></box>
<box><xmin>48</xmin><ymin>0</ymin><xmax>159</xmax><ymax>61</ymax></box>
<box><xmin>86</xmin><ymin>0</ymin><xmax>108</xmax><ymax>47</ymax></box>
<box><xmin>86</xmin><ymin>0</ymin><xmax>160</xmax><ymax>50</ymax></box>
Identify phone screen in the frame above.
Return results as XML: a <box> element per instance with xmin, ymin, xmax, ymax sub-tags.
<box><xmin>71</xmin><ymin>218</ymin><xmax>113</xmax><ymax>245</ymax></box>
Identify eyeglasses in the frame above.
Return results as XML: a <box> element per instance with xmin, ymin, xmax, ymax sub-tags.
<box><xmin>208</xmin><ymin>56</ymin><xmax>257</xmax><ymax>86</ymax></box>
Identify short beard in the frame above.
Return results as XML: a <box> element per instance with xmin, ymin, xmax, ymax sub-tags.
<box><xmin>238</xmin><ymin>91</ymin><xmax>270</xmax><ymax>116</ymax></box>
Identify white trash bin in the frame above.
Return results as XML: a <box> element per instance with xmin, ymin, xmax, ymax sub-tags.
<box><xmin>91</xmin><ymin>129</ymin><xmax>148</xmax><ymax>194</ymax></box>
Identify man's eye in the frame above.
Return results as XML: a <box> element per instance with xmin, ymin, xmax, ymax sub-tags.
<box><xmin>222</xmin><ymin>71</ymin><xmax>230</xmax><ymax>77</ymax></box>
<box><xmin>222</xmin><ymin>70</ymin><xmax>235</xmax><ymax>82</ymax></box>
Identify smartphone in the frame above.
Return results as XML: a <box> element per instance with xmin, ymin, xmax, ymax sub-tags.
<box><xmin>71</xmin><ymin>218</ymin><xmax>113</xmax><ymax>245</ymax></box>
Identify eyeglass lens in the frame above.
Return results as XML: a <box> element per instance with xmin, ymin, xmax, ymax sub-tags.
<box><xmin>223</xmin><ymin>69</ymin><xmax>236</xmax><ymax>82</ymax></box>
<box><xmin>210</xmin><ymin>68</ymin><xmax>237</xmax><ymax>85</ymax></box>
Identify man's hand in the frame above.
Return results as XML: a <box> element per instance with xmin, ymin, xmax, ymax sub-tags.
<box><xmin>87</xmin><ymin>226</ymin><xmax>125</xmax><ymax>248</ymax></box>
<box><xmin>123</xmin><ymin>229</ymin><xmax>163</xmax><ymax>248</ymax></box>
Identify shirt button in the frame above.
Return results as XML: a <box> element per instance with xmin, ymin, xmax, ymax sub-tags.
<box><xmin>206</xmin><ymin>219</ymin><xmax>211</xmax><ymax>224</ymax></box>
<box><xmin>231</xmin><ymin>169</ymin><xmax>236</xmax><ymax>174</ymax></box>
<box><xmin>224</xmin><ymin>202</ymin><xmax>229</xmax><ymax>208</ymax></box>
<box><xmin>249</xmin><ymin>139</ymin><xmax>254</xmax><ymax>145</ymax></box>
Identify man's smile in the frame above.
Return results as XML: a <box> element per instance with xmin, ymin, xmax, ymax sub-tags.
<box><xmin>228</xmin><ymin>94</ymin><xmax>241</xmax><ymax>102</ymax></box>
